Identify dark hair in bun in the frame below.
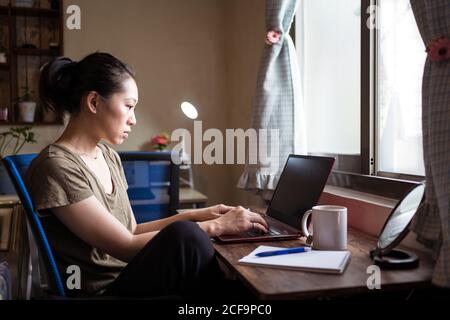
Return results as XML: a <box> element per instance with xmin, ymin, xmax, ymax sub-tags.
<box><xmin>39</xmin><ymin>52</ymin><xmax>135</xmax><ymax>117</ymax></box>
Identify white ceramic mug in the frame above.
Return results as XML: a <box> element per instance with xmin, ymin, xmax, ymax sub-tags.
<box><xmin>301</xmin><ymin>205</ymin><xmax>347</xmax><ymax>250</ymax></box>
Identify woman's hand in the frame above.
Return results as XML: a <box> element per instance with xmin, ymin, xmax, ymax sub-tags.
<box><xmin>199</xmin><ymin>206</ymin><xmax>269</xmax><ymax>237</ymax></box>
<box><xmin>186</xmin><ymin>204</ymin><xmax>235</xmax><ymax>222</ymax></box>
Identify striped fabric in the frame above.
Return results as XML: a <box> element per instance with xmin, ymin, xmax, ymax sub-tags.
<box><xmin>238</xmin><ymin>0</ymin><xmax>302</xmax><ymax>199</ymax></box>
<box><xmin>409</xmin><ymin>0</ymin><xmax>450</xmax><ymax>288</ymax></box>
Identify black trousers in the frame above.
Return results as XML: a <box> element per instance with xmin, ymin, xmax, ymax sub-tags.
<box><xmin>102</xmin><ymin>220</ymin><xmax>227</xmax><ymax>299</ymax></box>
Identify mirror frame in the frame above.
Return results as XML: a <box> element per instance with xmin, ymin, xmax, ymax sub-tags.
<box><xmin>372</xmin><ymin>183</ymin><xmax>425</xmax><ymax>257</ymax></box>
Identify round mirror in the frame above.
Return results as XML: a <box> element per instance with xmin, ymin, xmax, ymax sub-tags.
<box><xmin>370</xmin><ymin>183</ymin><xmax>425</xmax><ymax>269</ymax></box>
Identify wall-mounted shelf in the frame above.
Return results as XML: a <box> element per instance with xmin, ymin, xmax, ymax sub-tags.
<box><xmin>3</xmin><ymin>121</ymin><xmax>61</xmax><ymax>125</ymax></box>
<box><xmin>0</xmin><ymin>0</ymin><xmax>63</xmax><ymax>125</ymax></box>
<box><xmin>11</xmin><ymin>6</ymin><xmax>59</xmax><ymax>17</ymax></box>
<box><xmin>13</xmin><ymin>48</ymin><xmax>59</xmax><ymax>56</ymax></box>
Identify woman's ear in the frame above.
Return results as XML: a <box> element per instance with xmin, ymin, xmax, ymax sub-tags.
<box><xmin>86</xmin><ymin>91</ymin><xmax>98</xmax><ymax>114</ymax></box>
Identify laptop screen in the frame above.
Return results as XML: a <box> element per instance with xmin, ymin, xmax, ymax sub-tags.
<box><xmin>267</xmin><ymin>155</ymin><xmax>335</xmax><ymax>229</ymax></box>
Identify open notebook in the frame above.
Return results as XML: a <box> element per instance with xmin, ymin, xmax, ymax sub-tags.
<box><xmin>239</xmin><ymin>246</ymin><xmax>351</xmax><ymax>274</ymax></box>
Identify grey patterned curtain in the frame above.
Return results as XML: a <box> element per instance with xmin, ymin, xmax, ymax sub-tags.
<box><xmin>238</xmin><ymin>0</ymin><xmax>303</xmax><ymax>200</ymax></box>
<box><xmin>409</xmin><ymin>0</ymin><xmax>450</xmax><ymax>287</ymax></box>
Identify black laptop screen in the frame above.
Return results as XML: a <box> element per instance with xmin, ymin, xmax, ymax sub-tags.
<box><xmin>267</xmin><ymin>155</ymin><xmax>335</xmax><ymax>229</ymax></box>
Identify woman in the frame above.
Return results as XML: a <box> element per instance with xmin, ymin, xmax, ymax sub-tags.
<box><xmin>25</xmin><ymin>52</ymin><xmax>268</xmax><ymax>298</ymax></box>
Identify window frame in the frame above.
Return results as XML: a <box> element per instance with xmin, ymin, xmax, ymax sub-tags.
<box><xmin>371</xmin><ymin>0</ymin><xmax>425</xmax><ymax>182</ymax></box>
<box><xmin>294</xmin><ymin>0</ymin><xmax>424</xmax><ymax>200</ymax></box>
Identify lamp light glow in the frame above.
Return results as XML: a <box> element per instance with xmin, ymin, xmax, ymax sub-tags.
<box><xmin>181</xmin><ymin>101</ymin><xmax>198</xmax><ymax>120</ymax></box>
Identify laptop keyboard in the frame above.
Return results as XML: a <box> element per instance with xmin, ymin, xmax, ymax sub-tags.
<box><xmin>247</xmin><ymin>226</ymin><xmax>282</xmax><ymax>237</ymax></box>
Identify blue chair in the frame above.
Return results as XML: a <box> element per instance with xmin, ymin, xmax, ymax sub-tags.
<box><xmin>2</xmin><ymin>152</ymin><xmax>180</xmax><ymax>298</ymax></box>
<box><xmin>119</xmin><ymin>152</ymin><xmax>179</xmax><ymax>223</ymax></box>
<box><xmin>2</xmin><ymin>154</ymin><xmax>66</xmax><ymax>298</ymax></box>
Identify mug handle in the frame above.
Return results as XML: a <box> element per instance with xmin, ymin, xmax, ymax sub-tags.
<box><xmin>301</xmin><ymin>209</ymin><xmax>313</xmax><ymax>237</ymax></box>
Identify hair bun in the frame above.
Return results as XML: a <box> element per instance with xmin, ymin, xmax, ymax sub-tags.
<box><xmin>47</xmin><ymin>57</ymin><xmax>77</xmax><ymax>87</ymax></box>
<box><xmin>40</xmin><ymin>57</ymin><xmax>79</xmax><ymax>116</ymax></box>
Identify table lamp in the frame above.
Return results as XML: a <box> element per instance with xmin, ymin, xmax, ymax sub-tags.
<box><xmin>180</xmin><ymin>101</ymin><xmax>198</xmax><ymax>188</ymax></box>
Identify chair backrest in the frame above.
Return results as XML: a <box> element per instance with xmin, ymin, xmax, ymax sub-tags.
<box><xmin>2</xmin><ymin>155</ymin><xmax>66</xmax><ymax>297</ymax></box>
<box><xmin>119</xmin><ymin>152</ymin><xmax>179</xmax><ymax>223</ymax></box>
<box><xmin>1</xmin><ymin>151</ymin><xmax>179</xmax><ymax>297</ymax></box>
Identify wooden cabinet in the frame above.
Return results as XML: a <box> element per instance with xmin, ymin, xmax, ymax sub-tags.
<box><xmin>0</xmin><ymin>0</ymin><xmax>63</xmax><ymax>125</ymax></box>
<box><xmin>0</xmin><ymin>195</ymin><xmax>27</xmax><ymax>299</ymax></box>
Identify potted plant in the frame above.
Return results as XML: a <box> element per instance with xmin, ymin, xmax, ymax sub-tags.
<box><xmin>0</xmin><ymin>126</ymin><xmax>37</xmax><ymax>194</ymax></box>
<box><xmin>17</xmin><ymin>86</ymin><xmax>36</xmax><ymax>123</ymax></box>
<box><xmin>151</xmin><ymin>132</ymin><xmax>170</xmax><ymax>151</ymax></box>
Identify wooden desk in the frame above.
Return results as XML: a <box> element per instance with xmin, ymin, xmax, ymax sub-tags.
<box><xmin>213</xmin><ymin>228</ymin><xmax>434</xmax><ymax>300</ymax></box>
<box><xmin>179</xmin><ymin>187</ymin><xmax>208</xmax><ymax>208</ymax></box>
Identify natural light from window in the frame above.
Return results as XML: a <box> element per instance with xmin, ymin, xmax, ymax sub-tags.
<box><xmin>296</xmin><ymin>0</ymin><xmax>361</xmax><ymax>155</ymax></box>
<box><xmin>377</xmin><ymin>0</ymin><xmax>425</xmax><ymax>176</ymax></box>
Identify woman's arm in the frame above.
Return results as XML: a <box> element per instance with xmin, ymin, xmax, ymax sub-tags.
<box><xmin>52</xmin><ymin>195</ymin><xmax>157</xmax><ymax>262</ymax></box>
<box><xmin>52</xmin><ymin>197</ymin><xmax>268</xmax><ymax>262</ymax></box>
<box><xmin>133</xmin><ymin>205</ymin><xmax>268</xmax><ymax>237</ymax></box>
<box><xmin>133</xmin><ymin>204</ymin><xmax>235</xmax><ymax>235</ymax></box>
<box><xmin>133</xmin><ymin>211</ymin><xmax>192</xmax><ymax>235</ymax></box>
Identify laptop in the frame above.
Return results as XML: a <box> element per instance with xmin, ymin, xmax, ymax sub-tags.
<box><xmin>216</xmin><ymin>154</ymin><xmax>335</xmax><ymax>243</ymax></box>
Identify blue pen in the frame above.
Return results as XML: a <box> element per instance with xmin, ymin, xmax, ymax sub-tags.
<box><xmin>255</xmin><ymin>247</ymin><xmax>311</xmax><ymax>257</ymax></box>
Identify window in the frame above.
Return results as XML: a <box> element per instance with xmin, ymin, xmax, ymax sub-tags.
<box><xmin>376</xmin><ymin>0</ymin><xmax>425</xmax><ymax>177</ymax></box>
<box><xmin>296</xmin><ymin>0</ymin><xmax>361</xmax><ymax>164</ymax></box>
<box><xmin>295</xmin><ymin>0</ymin><xmax>425</xmax><ymax>182</ymax></box>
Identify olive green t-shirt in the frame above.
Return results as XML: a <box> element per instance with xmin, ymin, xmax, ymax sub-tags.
<box><xmin>25</xmin><ymin>143</ymin><xmax>133</xmax><ymax>296</ymax></box>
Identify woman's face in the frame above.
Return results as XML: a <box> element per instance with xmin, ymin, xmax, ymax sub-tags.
<box><xmin>97</xmin><ymin>76</ymin><xmax>138</xmax><ymax>145</ymax></box>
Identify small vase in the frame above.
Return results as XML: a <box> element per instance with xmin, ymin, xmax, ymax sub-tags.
<box><xmin>0</xmin><ymin>53</ymin><xmax>6</xmax><ymax>64</ymax></box>
<box><xmin>18</xmin><ymin>101</ymin><xmax>36</xmax><ymax>123</ymax></box>
<box><xmin>0</xmin><ymin>107</ymin><xmax>8</xmax><ymax>121</ymax></box>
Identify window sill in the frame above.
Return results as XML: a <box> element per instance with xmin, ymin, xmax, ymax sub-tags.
<box><xmin>319</xmin><ymin>185</ymin><xmax>429</xmax><ymax>253</ymax></box>
<box><xmin>323</xmin><ymin>185</ymin><xmax>398</xmax><ymax>209</ymax></box>
<box><xmin>328</xmin><ymin>170</ymin><xmax>422</xmax><ymax>200</ymax></box>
